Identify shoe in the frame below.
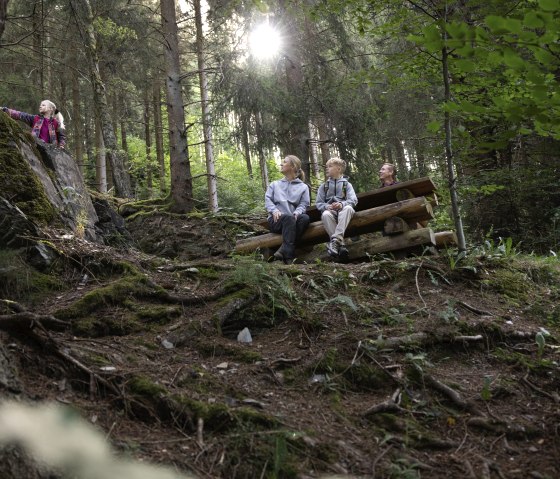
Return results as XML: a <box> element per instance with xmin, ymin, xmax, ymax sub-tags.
<box><xmin>327</xmin><ymin>239</ymin><xmax>340</xmax><ymax>257</ymax></box>
<box><xmin>338</xmin><ymin>245</ymin><xmax>349</xmax><ymax>261</ymax></box>
<box><xmin>273</xmin><ymin>249</ymin><xmax>285</xmax><ymax>261</ymax></box>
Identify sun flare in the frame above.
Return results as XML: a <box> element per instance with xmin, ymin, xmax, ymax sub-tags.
<box><xmin>249</xmin><ymin>23</ymin><xmax>282</xmax><ymax>60</ymax></box>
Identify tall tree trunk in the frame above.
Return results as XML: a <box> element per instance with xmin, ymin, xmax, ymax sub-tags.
<box><xmin>161</xmin><ymin>0</ymin><xmax>193</xmax><ymax>213</ymax></box>
<box><xmin>194</xmin><ymin>0</ymin><xmax>218</xmax><ymax>212</ymax></box>
<box><xmin>0</xmin><ymin>0</ymin><xmax>9</xmax><ymax>40</ymax></box>
<box><xmin>442</xmin><ymin>41</ymin><xmax>466</xmax><ymax>251</ymax></box>
<box><xmin>95</xmin><ymin>117</ymin><xmax>107</xmax><ymax>193</ymax></box>
<box><xmin>71</xmin><ymin>69</ymin><xmax>84</xmax><ymax>175</ymax></box>
<box><xmin>308</xmin><ymin>119</ymin><xmax>320</xmax><ymax>179</ymax></box>
<box><xmin>241</xmin><ymin>114</ymin><xmax>253</xmax><ymax>178</ymax></box>
<box><xmin>412</xmin><ymin>139</ymin><xmax>427</xmax><ymax>176</ymax></box>
<box><xmin>392</xmin><ymin>137</ymin><xmax>407</xmax><ymax>181</ymax></box>
<box><xmin>278</xmin><ymin>0</ymin><xmax>310</xmax><ymax>180</ymax></box>
<box><xmin>77</xmin><ymin>0</ymin><xmax>132</xmax><ymax>198</ymax></box>
<box><xmin>152</xmin><ymin>81</ymin><xmax>166</xmax><ymax>194</ymax></box>
<box><xmin>32</xmin><ymin>3</ymin><xmax>43</xmax><ymax>96</ymax></box>
<box><xmin>317</xmin><ymin>113</ymin><xmax>331</xmax><ymax>168</ymax></box>
<box><xmin>255</xmin><ymin>111</ymin><xmax>269</xmax><ymax>191</ymax></box>
<box><xmin>144</xmin><ymin>92</ymin><xmax>153</xmax><ymax>196</ymax></box>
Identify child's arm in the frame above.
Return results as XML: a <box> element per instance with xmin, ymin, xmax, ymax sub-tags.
<box><xmin>1</xmin><ymin>107</ymin><xmax>35</xmax><ymax>126</ymax></box>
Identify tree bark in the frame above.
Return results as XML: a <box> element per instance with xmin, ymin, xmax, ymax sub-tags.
<box><xmin>442</xmin><ymin>28</ymin><xmax>466</xmax><ymax>251</ymax></box>
<box><xmin>0</xmin><ymin>0</ymin><xmax>9</xmax><ymax>41</ymax></box>
<box><xmin>161</xmin><ymin>0</ymin><xmax>193</xmax><ymax>213</ymax></box>
<box><xmin>194</xmin><ymin>0</ymin><xmax>218</xmax><ymax>211</ymax></box>
<box><xmin>144</xmin><ymin>91</ymin><xmax>153</xmax><ymax>195</ymax></box>
<box><xmin>255</xmin><ymin>111</ymin><xmax>269</xmax><ymax>191</ymax></box>
<box><xmin>241</xmin><ymin>114</ymin><xmax>253</xmax><ymax>177</ymax></box>
<box><xmin>77</xmin><ymin>0</ymin><xmax>132</xmax><ymax>198</ymax></box>
<box><xmin>71</xmin><ymin>67</ymin><xmax>84</xmax><ymax>175</ymax></box>
<box><xmin>152</xmin><ymin>80</ymin><xmax>166</xmax><ymax>194</ymax></box>
<box><xmin>95</xmin><ymin>117</ymin><xmax>107</xmax><ymax>193</ymax></box>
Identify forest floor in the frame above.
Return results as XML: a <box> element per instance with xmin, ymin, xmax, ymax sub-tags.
<box><xmin>1</xmin><ymin>212</ymin><xmax>559</xmax><ymax>479</ymax></box>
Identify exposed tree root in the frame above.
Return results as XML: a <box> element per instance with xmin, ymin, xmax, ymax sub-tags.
<box><xmin>467</xmin><ymin>416</ymin><xmax>542</xmax><ymax>439</ymax></box>
<box><xmin>0</xmin><ymin>312</ymin><xmax>70</xmax><ymax>332</ymax></box>
<box><xmin>422</xmin><ymin>372</ymin><xmax>482</xmax><ymax>414</ymax></box>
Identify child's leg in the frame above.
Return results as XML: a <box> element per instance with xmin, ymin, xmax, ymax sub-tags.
<box><xmin>333</xmin><ymin>206</ymin><xmax>355</xmax><ymax>243</ymax></box>
<box><xmin>321</xmin><ymin>210</ymin><xmax>337</xmax><ymax>238</ymax></box>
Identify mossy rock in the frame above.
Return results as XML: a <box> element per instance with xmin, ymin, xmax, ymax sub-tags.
<box><xmin>55</xmin><ymin>273</ymin><xmax>160</xmax><ymax>321</ymax></box>
<box><xmin>0</xmin><ymin>112</ymin><xmax>57</xmax><ymax>225</ymax></box>
<box><xmin>0</xmin><ymin>249</ymin><xmax>64</xmax><ymax>305</ymax></box>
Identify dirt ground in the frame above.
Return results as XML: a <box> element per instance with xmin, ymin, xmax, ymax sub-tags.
<box><xmin>1</xmin><ymin>213</ymin><xmax>559</xmax><ymax>478</ymax></box>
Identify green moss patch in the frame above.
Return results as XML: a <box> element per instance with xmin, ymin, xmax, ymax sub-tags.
<box><xmin>0</xmin><ymin>113</ymin><xmax>57</xmax><ymax>225</ymax></box>
<box><xmin>0</xmin><ymin>249</ymin><xmax>63</xmax><ymax>305</ymax></box>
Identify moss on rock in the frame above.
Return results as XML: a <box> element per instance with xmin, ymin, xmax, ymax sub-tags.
<box><xmin>0</xmin><ymin>112</ymin><xmax>57</xmax><ymax>225</ymax></box>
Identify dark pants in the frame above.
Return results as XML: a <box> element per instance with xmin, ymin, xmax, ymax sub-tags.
<box><xmin>268</xmin><ymin>213</ymin><xmax>310</xmax><ymax>259</ymax></box>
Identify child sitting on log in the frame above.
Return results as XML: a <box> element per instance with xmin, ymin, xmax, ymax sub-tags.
<box><xmin>316</xmin><ymin>157</ymin><xmax>358</xmax><ymax>260</ymax></box>
<box><xmin>265</xmin><ymin>155</ymin><xmax>311</xmax><ymax>264</ymax></box>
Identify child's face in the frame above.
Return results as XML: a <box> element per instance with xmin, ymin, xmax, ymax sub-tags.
<box><xmin>326</xmin><ymin>163</ymin><xmax>343</xmax><ymax>178</ymax></box>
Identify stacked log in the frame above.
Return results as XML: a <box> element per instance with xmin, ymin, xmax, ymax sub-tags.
<box><xmin>235</xmin><ymin>196</ymin><xmax>433</xmax><ymax>254</ymax></box>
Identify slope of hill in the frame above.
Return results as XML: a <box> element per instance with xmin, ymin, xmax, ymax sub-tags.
<box><xmin>1</xmin><ymin>212</ymin><xmax>559</xmax><ymax>479</ymax></box>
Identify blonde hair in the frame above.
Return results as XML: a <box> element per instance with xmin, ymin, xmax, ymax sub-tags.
<box><xmin>42</xmin><ymin>99</ymin><xmax>65</xmax><ymax>129</ymax></box>
<box><xmin>284</xmin><ymin>155</ymin><xmax>306</xmax><ymax>182</ymax></box>
<box><xmin>326</xmin><ymin>157</ymin><xmax>347</xmax><ymax>173</ymax></box>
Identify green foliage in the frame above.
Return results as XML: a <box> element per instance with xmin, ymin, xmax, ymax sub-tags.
<box><xmin>229</xmin><ymin>256</ymin><xmax>298</xmax><ymax>320</ymax></box>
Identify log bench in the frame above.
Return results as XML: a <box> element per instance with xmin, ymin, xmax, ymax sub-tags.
<box><xmin>236</xmin><ymin>176</ymin><xmax>456</xmax><ymax>260</ymax></box>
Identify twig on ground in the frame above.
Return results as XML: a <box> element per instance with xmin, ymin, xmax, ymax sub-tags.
<box><xmin>456</xmin><ymin>300</ymin><xmax>493</xmax><ymax>316</ymax></box>
<box><xmin>521</xmin><ymin>374</ymin><xmax>559</xmax><ymax>402</ymax></box>
<box><xmin>415</xmin><ymin>263</ymin><xmax>427</xmax><ymax>309</ymax></box>
<box><xmin>463</xmin><ymin>459</ymin><xmax>476</xmax><ymax>478</ymax></box>
<box><xmin>371</xmin><ymin>445</ymin><xmax>393</xmax><ymax>478</ymax></box>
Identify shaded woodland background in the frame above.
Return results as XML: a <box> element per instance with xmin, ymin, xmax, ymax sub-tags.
<box><xmin>0</xmin><ymin>0</ymin><xmax>559</xmax><ymax>252</ymax></box>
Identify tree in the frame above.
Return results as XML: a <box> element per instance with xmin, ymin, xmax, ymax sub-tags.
<box><xmin>74</xmin><ymin>0</ymin><xmax>133</xmax><ymax>198</ymax></box>
<box><xmin>161</xmin><ymin>0</ymin><xmax>193</xmax><ymax>213</ymax></box>
<box><xmin>194</xmin><ymin>0</ymin><xmax>218</xmax><ymax>212</ymax></box>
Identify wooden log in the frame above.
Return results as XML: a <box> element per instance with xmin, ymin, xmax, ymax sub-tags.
<box><xmin>384</xmin><ymin>217</ymin><xmax>410</xmax><ymax>235</ymax></box>
<box><xmin>346</xmin><ymin>228</ymin><xmax>436</xmax><ymax>260</ymax></box>
<box><xmin>235</xmin><ymin>196</ymin><xmax>434</xmax><ymax>254</ymax></box>
<box><xmin>395</xmin><ymin>188</ymin><xmax>415</xmax><ymax>201</ymax></box>
<box><xmin>434</xmin><ymin>230</ymin><xmax>457</xmax><ymax>248</ymax></box>
<box><xmin>298</xmin><ymin>228</ymin><xmax>437</xmax><ymax>263</ymax></box>
<box><xmin>258</xmin><ymin>177</ymin><xmax>437</xmax><ymax>227</ymax></box>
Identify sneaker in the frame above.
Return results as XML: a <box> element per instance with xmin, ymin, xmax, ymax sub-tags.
<box><xmin>326</xmin><ymin>239</ymin><xmax>340</xmax><ymax>257</ymax></box>
<box><xmin>338</xmin><ymin>245</ymin><xmax>349</xmax><ymax>261</ymax></box>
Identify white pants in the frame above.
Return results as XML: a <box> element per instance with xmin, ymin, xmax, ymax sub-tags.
<box><xmin>321</xmin><ymin>205</ymin><xmax>355</xmax><ymax>244</ymax></box>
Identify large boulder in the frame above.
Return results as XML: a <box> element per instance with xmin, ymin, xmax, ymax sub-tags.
<box><xmin>0</xmin><ymin>111</ymin><xmax>99</xmax><ymax>242</ymax></box>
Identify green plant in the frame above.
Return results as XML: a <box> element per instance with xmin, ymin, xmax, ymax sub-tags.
<box><xmin>535</xmin><ymin>331</ymin><xmax>546</xmax><ymax>359</ymax></box>
<box><xmin>438</xmin><ymin>299</ymin><xmax>459</xmax><ymax>323</ymax></box>
<box><xmin>480</xmin><ymin>376</ymin><xmax>492</xmax><ymax>401</ymax></box>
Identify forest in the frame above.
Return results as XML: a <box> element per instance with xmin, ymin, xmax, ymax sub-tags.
<box><xmin>0</xmin><ymin>0</ymin><xmax>558</xmax><ymax>250</ymax></box>
<box><xmin>1</xmin><ymin>1</ymin><xmax>560</xmax><ymax>478</ymax></box>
